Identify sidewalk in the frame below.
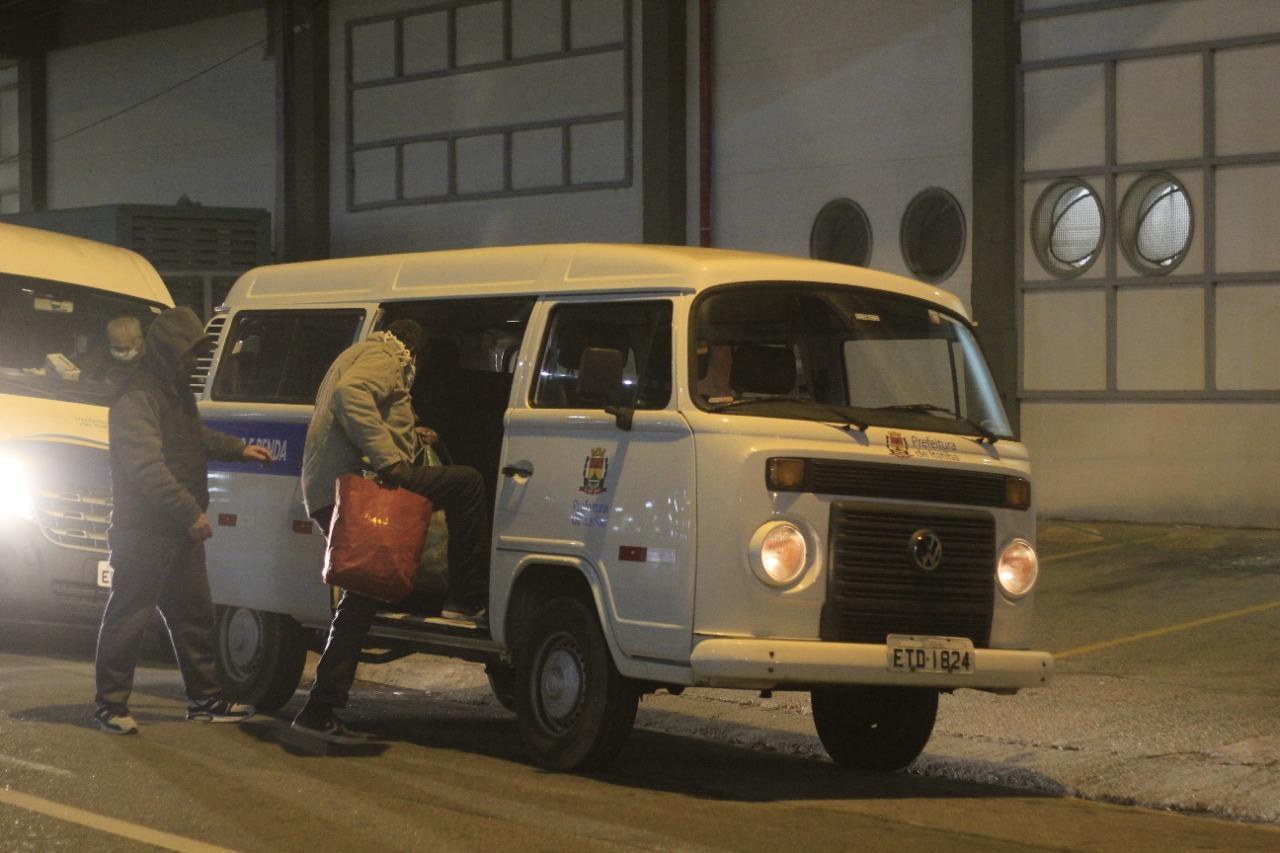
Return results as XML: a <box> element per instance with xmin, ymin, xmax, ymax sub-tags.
<box><xmin>343</xmin><ymin>520</ymin><xmax>1280</xmax><ymax>823</ymax></box>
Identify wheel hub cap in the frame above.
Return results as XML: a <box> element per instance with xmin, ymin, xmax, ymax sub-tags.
<box><xmin>538</xmin><ymin>642</ymin><xmax>584</xmax><ymax>729</ymax></box>
<box><xmin>223</xmin><ymin>608</ymin><xmax>262</xmax><ymax>680</ymax></box>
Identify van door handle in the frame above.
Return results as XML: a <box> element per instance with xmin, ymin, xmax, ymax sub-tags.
<box><xmin>501</xmin><ymin>464</ymin><xmax>533</xmax><ymax>478</ymax></box>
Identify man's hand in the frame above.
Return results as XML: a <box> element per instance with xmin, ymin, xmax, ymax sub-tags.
<box><xmin>378</xmin><ymin>461</ymin><xmax>412</xmax><ymax>487</ymax></box>
<box><xmin>242</xmin><ymin>445</ymin><xmax>273</xmax><ymax>467</ymax></box>
<box><xmin>189</xmin><ymin>514</ymin><xmax>214</xmax><ymax>542</ymax></box>
<box><xmin>414</xmin><ymin>426</ymin><xmax>438</xmax><ymax>446</ymax></box>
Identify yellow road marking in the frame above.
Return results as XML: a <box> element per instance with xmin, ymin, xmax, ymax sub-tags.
<box><xmin>0</xmin><ymin>786</ymin><xmax>238</xmax><ymax>853</ymax></box>
<box><xmin>1055</xmin><ymin>599</ymin><xmax>1280</xmax><ymax>660</ymax></box>
<box><xmin>1041</xmin><ymin>533</ymin><xmax>1173</xmax><ymax>564</ymax></box>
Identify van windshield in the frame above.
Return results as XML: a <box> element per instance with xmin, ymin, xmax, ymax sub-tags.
<box><xmin>691</xmin><ymin>282</ymin><xmax>1013</xmax><ymax>440</ymax></box>
<box><xmin>0</xmin><ymin>273</ymin><xmax>163</xmax><ymax>406</ymax></box>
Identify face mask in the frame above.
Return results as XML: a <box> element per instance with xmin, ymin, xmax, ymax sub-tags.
<box><xmin>111</xmin><ymin>345</ymin><xmax>141</xmax><ymax>363</ymax></box>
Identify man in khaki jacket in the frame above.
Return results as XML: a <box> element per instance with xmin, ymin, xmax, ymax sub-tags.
<box><xmin>294</xmin><ymin>319</ymin><xmax>490</xmax><ymax>743</ymax></box>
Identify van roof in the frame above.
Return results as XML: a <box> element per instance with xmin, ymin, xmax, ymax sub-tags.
<box><xmin>0</xmin><ymin>222</ymin><xmax>172</xmax><ymax>305</ymax></box>
<box><xmin>226</xmin><ymin>243</ymin><xmax>970</xmax><ymax>318</ymax></box>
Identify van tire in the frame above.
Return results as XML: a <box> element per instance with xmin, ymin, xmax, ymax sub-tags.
<box><xmin>485</xmin><ymin>662</ymin><xmax>517</xmax><ymax>712</ymax></box>
<box><xmin>811</xmin><ymin>686</ymin><xmax>938</xmax><ymax>772</ymax></box>
<box><xmin>214</xmin><ymin>606</ymin><xmax>308</xmax><ymax>712</ymax></box>
<box><xmin>514</xmin><ymin>595</ymin><xmax>639</xmax><ymax>771</ymax></box>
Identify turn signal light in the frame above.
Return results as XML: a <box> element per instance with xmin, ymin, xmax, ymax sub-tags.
<box><xmin>766</xmin><ymin>457</ymin><xmax>808</xmax><ymax>491</ymax></box>
<box><xmin>1005</xmin><ymin>477</ymin><xmax>1031</xmax><ymax>510</ymax></box>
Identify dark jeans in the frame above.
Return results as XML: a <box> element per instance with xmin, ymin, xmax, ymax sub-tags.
<box><xmin>307</xmin><ymin>464</ymin><xmax>491</xmax><ymax>709</ymax></box>
<box><xmin>95</xmin><ymin>528</ymin><xmax>221</xmax><ymax>712</ymax></box>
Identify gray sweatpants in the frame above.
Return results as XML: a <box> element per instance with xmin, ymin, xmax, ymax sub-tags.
<box><xmin>94</xmin><ymin>527</ymin><xmax>221</xmax><ymax>712</ymax></box>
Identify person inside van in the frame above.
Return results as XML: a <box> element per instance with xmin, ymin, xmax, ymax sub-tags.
<box><xmin>81</xmin><ymin>315</ymin><xmax>145</xmax><ymax>383</ymax></box>
<box><xmin>294</xmin><ymin>318</ymin><xmax>491</xmax><ymax>743</ymax></box>
<box><xmin>696</xmin><ymin>342</ymin><xmax>735</xmax><ymax>403</ymax></box>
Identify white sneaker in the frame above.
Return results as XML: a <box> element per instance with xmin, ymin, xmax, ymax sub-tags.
<box><xmin>186</xmin><ymin>697</ymin><xmax>255</xmax><ymax>723</ymax></box>
<box><xmin>94</xmin><ymin>706</ymin><xmax>139</xmax><ymax>735</ymax></box>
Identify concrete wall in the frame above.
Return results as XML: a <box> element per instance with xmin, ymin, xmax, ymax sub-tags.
<box><xmin>1018</xmin><ymin>0</ymin><xmax>1280</xmax><ymax>528</ymax></box>
<box><xmin>328</xmin><ymin>0</ymin><xmax>645</xmax><ymax>258</ymax></box>
<box><xmin>45</xmin><ymin>10</ymin><xmax>275</xmax><ymax>212</ymax></box>
<box><xmin>698</xmin><ymin>0</ymin><xmax>973</xmax><ymax>306</ymax></box>
<box><xmin>0</xmin><ymin>65</ymin><xmax>17</xmax><ymax>214</ymax></box>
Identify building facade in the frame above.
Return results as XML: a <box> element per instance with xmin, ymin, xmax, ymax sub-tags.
<box><xmin>1</xmin><ymin>0</ymin><xmax>1275</xmax><ymax>527</ymax></box>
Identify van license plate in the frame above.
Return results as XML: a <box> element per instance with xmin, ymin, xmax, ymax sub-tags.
<box><xmin>97</xmin><ymin>561</ymin><xmax>113</xmax><ymax>589</ymax></box>
<box><xmin>886</xmin><ymin>635</ymin><xmax>974</xmax><ymax>675</ymax></box>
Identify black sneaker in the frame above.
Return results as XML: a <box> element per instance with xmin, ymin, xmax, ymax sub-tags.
<box><xmin>441</xmin><ymin>600</ymin><xmax>488</xmax><ymax>625</ymax></box>
<box><xmin>187</xmin><ymin>697</ymin><xmax>255</xmax><ymax>723</ymax></box>
<box><xmin>291</xmin><ymin>703</ymin><xmax>373</xmax><ymax>745</ymax></box>
<box><xmin>94</xmin><ymin>705</ymin><xmax>139</xmax><ymax>735</ymax></box>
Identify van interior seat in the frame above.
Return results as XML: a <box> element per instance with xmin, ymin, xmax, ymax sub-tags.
<box><xmin>731</xmin><ymin>344</ymin><xmax>796</xmax><ymax>395</ymax></box>
<box><xmin>415</xmin><ymin>336</ymin><xmax>511</xmax><ymax>505</ymax></box>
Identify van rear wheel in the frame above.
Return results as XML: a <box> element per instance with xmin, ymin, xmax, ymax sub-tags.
<box><xmin>514</xmin><ymin>596</ymin><xmax>639</xmax><ymax>771</ymax></box>
<box><xmin>811</xmin><ymin>686</ymin><xmax>938</xmax><ymax>772</ymax></box>
<box><xmin>214</xmin><ymin>606</ymin><xmax>308</xmax><ymax>712</ymax></box>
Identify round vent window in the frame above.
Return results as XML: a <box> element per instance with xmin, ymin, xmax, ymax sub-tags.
<box><xmin>900</xmin><ymin>188</ymin><xmax>965</xmax><ymax>283</ymax></box>
<box><xmin>1031</xmin><ymin>179</ymin><xmax>1103</xmax><ymax>278</ymax></box>
<box><xmin>810</xmin><ymin>198</ymin><xmax>873</xmax><ymax>266</ymax></box>
<box><xmin>1119</xmin><ymin>173</ymin><xmax>1192</xmax><ymax>275</ymax></box>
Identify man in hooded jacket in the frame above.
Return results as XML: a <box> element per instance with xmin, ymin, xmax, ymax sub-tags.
<box><xmin>93</xmin><ymin>306</ymin><xmax>272</xmax><ymax>734</ymax></box>
<box><xmin>292</xmin><ymin>318</ymin><xmax>491</xmax><ymax>743</ymax></box>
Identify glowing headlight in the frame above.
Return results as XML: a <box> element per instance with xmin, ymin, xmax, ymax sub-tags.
<box><xmin>749</xmin><ymin>521</ymin><xmax>808</xmax><ymax>587</ymax></box>
<box><xmin>997</xmin><ymin>538</ymin><xmax>1038</xmax><ymax>598</ymax></box>
<box><xmin>0</xmin><ymin>453</ymin><xmax>35</xmax><ymax>522</ymax></box>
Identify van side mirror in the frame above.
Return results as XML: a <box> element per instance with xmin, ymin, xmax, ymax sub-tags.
<box><xmin>578</xmin><ymin>347</ymin><xmax>633</xmax><ymax>430</ymax></box>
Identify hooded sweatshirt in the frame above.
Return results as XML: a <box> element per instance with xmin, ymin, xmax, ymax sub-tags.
<box><xmin>301</xmin><ymin>331</ymin><xmax>419</xmax><ymax>515</ymax></box>
<box><xmin>108</xmin><ymin>307</ymin><xmax>246</xmax><ymax>535</ymax></box>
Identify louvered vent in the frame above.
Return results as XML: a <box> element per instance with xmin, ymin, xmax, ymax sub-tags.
<box><xmin>130</xmin><ymin>214</ymin><xmax>263</xmax><ymax>271</ymax></box>
<box><xmin>821</xmin><ymin>502</ymin><xmax>996</xmax><ymax>647</ymax></box>
<box><xmin>192</xmin><ymin>314</ymin><xmax>228</xmax><ymax>396</ymax></box>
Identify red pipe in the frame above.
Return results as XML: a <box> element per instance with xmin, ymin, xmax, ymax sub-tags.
<box><xmin>698</xmin><ymin>0</ymin><xmax>713</xmax><ymax>247</ymax></box>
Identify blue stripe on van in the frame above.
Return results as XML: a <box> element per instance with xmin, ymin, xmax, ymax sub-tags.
<box><xmin>204</xmin><ymin>419</ymin><xmax>307</xmax><ymax>478</ymax></box>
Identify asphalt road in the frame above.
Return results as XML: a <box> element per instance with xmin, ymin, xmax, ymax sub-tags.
<box><xmin>2</xmin><ymin>520</ymin><xmax>1279</xmax><ymax>851</ymax></box>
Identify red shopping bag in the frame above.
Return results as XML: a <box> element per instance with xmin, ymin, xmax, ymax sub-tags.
<box><xmin>323</xmin><ymin>473</ymin><xmax>434</xmax><ymax>603</ymax></box>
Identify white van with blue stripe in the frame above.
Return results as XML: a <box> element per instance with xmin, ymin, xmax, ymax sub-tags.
<box><xmin>199</xmin><ymin>244</ymin><xmax>1052</xmax><ymax>771</ymax></box>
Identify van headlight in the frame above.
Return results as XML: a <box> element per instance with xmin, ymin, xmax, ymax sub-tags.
<box><xmin>997</xmin><ymin>538</ymin><xmax>1038</xmax><ymax>598</ymax></box>
<box><xmin>0</xmin><ymin>453</ymin><xmax>35</xmax><ymax>522</ymax></box>
<box><xmin>749</xmin><ymin>520</ymin><xmax>808</xmax><ymax>587</ymax></box>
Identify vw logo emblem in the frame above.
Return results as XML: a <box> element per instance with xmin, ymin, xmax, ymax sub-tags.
<box><xmin>909</xmin><ymin>529</ymin><xmax>943</xmax><ymax>571</ymax></box>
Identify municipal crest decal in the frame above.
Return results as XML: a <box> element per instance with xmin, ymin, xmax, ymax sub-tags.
<box><xmin>580</xmin><ymin>447</ymin><xmax>610</xmax><ymax>495</ymax></box>
<box><xmin>885</xmin><ymin>431</ymin><xmax>911</xmax><ymax>458</ymax></box>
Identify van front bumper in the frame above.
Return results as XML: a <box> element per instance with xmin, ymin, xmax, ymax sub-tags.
<box><xmin>0</xmin><ymin>520</ymin><xmax>110</xmax><ymax>623</ymax></box>
<box><xmin>689</xmin><ymin>637</ymin><xmax>1053</xmax><ymax>691</ymax></box>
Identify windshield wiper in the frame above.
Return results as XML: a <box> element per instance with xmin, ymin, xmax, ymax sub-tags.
<box><xmin>708</xmin><ymin>396</ymin><xmax>868</xmax><ymax>431</ymax></box>
<box><xmin>871</xmin><ymin>403</ymin><xmax>1000</xmax><ymax>444</ymax></box>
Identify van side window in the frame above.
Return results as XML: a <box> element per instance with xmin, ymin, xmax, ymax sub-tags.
<box><xmin>211</xmin><ymin>310</ymin><xmax>363</xmax><ymax>404</ymax></box>
<box><xmin>533</xmin><ymin>301</ymin><xmax>672</xmax><ymax>410</ymax></box>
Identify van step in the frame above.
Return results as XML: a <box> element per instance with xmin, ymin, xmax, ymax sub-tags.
<box><xmin>374</xmin><ymin>611</ymin><xmax>484</xmax><ymax>631</ymax></box>
<box><xmin>368</xmin><ymin>611</ymin><xmax>498</xmax><ymax>662</ymax></box>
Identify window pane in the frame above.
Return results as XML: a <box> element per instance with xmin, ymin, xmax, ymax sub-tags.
<box><xmin>534</xmin><ymin>301</ymin><xmax>672</xmax><ymax>409</ymax></box>
<box><xmin>212</xmin><ymin>311</ymin><xmax>362</xmax><ymax>403</ymax></box>
<box><xmin>692</xmin><ymin>283</ymin><xmax>1012</xmax><ymax>439</ymax></box>
<box><xmin>1120</xmin><ymin>173</ymin><xmax>1193</xmax><ymax>275</ymax></box>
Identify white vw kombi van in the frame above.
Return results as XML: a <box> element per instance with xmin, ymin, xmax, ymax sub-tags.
<box><xmin>197</xmin><ymin>244</ymin><xmax>1051</xmax><ymax>771</ymax></box>
<box><xmin>0</xmin><ymin>223</ymin><xmax>173</xmax><ymax>625</ymax></box>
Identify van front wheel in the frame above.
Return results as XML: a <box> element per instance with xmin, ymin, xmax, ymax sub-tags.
<box><xmin>214</xmin><ymin>606</ymin><xmax>308</xmax><ymax>712</ymax></box>
<box><xmin>811</xmin><ymin>686</ymin><xmax>938</xmax><ymax>772</ymax></box>
<box><xmin>514</xmin><ymin>596</ymin><xmax>639</xmax><ymax>771</ymax></box>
